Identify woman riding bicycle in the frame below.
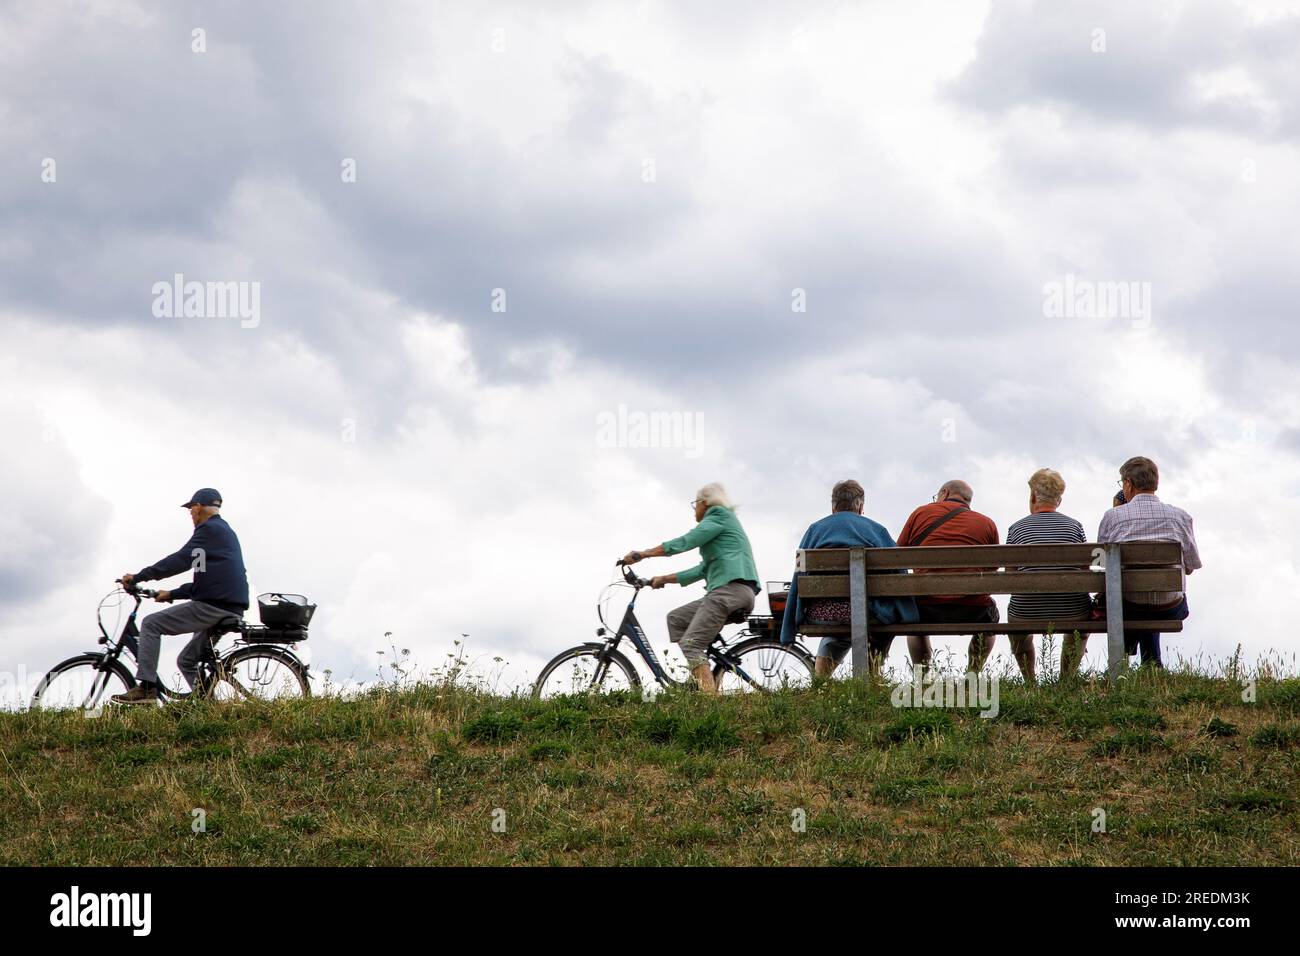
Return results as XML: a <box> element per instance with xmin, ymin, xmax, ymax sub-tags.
<box><xmin>622</xmin><ymin>482</ymin><xmax>760</xmax><ymax>695</ymax></box>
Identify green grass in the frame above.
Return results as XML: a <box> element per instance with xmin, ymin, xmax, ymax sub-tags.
<box><xmin>2</xmin><ymin>671</ymin><xmax>1299</xmax><ymax>865</ymax></box>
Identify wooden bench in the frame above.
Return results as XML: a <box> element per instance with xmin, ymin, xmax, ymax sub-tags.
<box><xmin>793</xmin><ymin>542</ymin><xmax>1186</xmax><ymax>681</ymax></box>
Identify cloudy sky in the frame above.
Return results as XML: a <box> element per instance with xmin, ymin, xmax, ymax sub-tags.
<box><xmin>3</xmin><ymin>0</ymin><xmax>1299</xmax><ymax>703</ymax></box>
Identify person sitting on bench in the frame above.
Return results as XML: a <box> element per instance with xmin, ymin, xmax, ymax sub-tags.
<box><xmin>897</xmin><ymin>479</ymin><xmax>1000</xmax><ymax>675</ymax></box>
<box><xmin>1006</xmin><ymin>468</ymin><xmax>1093</xmax><ymax>683</ymax></box>
<box><xmin>1097</xmin><ymin>456</ymin><xmax>1201</xmax><ymax>669</ymax></box>
<box><xmin>779</xmin><ymin>480</ymin><xmax>918</xmax><ymax>678</ymax></box>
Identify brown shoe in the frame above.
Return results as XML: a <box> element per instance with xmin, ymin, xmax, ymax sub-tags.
<box><xmin>111</xmin><ymin>684</ymin><xmax>159</xmax><ymax>705</ymax></box>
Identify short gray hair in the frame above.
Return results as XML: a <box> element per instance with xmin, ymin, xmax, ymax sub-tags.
<box><xmin>1120</xmin><ymin>456</ymin><xmax>1159</xmax><ymax>492</ymax></box>
<box><xmin>696</xmin><ymin>482</ymin><xmax>734</xmax><ymax>510</ymax></box>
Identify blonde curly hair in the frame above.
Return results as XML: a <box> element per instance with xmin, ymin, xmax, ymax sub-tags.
<box><xmin>1028</xmin><ymin>468</ymin><xmax>1065</xmax><ymax>506</ymax></box>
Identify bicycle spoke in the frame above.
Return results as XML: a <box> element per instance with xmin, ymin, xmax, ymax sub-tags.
<box><xmin>715</xmin><ymin>639</ymin><xmax>813</xmax><ymax>693</ymax></box>
<box><xmin>214</xmin><ymin>650</ymin><xmax>308</xmax><ymax>701</ymax></box>
<box><xmin>220</xmin><ymin>675</ymin><xmax>256</xmax><ymax>701</ymax></box>
<box><xmin>80</xmin><ymin>669</ymin><xmax>109</xmax><ymax>710</ymax></box>
<box><xmin>34</xmin><ymin>657</ymin><xmax>131</xmax><ymax>711</ymax></box>
<box><xmin>724</xmin><ymin>661</ymin><xmax>764</xmax><ymax>692</ymax></box>
<box><xmin>534</xmin><ymin>647</ymin><xmax>637</xmax><ymax>699</ymax></box>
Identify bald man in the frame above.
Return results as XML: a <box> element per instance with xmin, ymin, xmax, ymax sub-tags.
<box><xmin>897</xmin><ymin>479</ymin><xmax>1000</xmax><ymax>674</ymax></box>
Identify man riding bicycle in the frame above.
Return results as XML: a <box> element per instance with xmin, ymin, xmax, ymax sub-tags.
<box><xmin>622</xmin><ymin>482</ymin><xmax>760</xmax><ymax>695</ymax></box>
<box><xmin>111</xmin><ymin>488</ymin><xmax>249</xmax><ymax>704</ymax></box>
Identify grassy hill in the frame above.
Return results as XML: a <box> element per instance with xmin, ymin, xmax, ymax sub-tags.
<box><xmin>2</xmin><ymin>668</ymin><xmax>1298</xmax><ymax>865</ymax></box>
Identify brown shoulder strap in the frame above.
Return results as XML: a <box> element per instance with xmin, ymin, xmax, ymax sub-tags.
<box><xmin>910</xmin><ymin>505</ymin><xmax>969</xmax><ymax>546</ymax></box>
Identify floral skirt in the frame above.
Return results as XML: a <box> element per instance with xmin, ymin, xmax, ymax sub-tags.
<box><xmin>804</xmin><ymin>598</ymin><xmax>852</xmax><ymax>624</ymax></box>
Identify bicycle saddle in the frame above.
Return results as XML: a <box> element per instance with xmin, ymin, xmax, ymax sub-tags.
<box><xmin>212</xmin><ymin>616</ymin><xmax>244</xmax><ymax>636</ymax></box>
<box><xmin>724</xmin><ymin>608</ymin><xmax>749</xmax><ymax>625</ymax></box>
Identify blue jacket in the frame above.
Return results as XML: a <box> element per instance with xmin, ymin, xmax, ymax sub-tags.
<box><xmin>779</xmin><ymin>511</ymin><xmax>919</xmax><ymax>645</ymax></box>
<box><xmin>135</xmin><ymin>514</ymin><xmax>249</xmax><ymax>613</ymax></box>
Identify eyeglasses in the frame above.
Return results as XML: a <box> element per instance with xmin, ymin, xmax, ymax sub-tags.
<box><xmin>931</xmin><ymin>492</ymin><xmax>943</xmax><ymax>502</ymax></box>
<box><xmin>690</xmin><ymin>498</ymin><xmax>702</xmax><ymax>507</ymax></box>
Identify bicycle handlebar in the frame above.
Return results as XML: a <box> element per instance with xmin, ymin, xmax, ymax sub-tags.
<box><xmin>615</xmin><ymin>560</ymin><xmax>650</xmax><ymax>589</ymax></box>
<box><xmin>117</xmin><ymin>580</ymin><xmax>160</xmax><ymax>599</ymax></box>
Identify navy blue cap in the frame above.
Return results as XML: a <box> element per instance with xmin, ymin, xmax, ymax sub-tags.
<box><xmin>181</xmin><ymin>488</ymin><xmax>223</xmax><ymax>508</ymax></box>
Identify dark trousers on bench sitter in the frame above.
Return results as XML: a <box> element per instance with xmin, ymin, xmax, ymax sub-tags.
<box><xmin>814</xmin><ymin>601</ymin><xmax>1000</xmax><ymax>666</ymax></box>
<box><xmin>912</xmin><ymin>601</ymin><xmax>1001</xmax><ymax>664</ymax></box>
<box><xmin>1113</xmin><ymin>596</ymin><xmax>1189</xmax><ymax>668</ymax></box>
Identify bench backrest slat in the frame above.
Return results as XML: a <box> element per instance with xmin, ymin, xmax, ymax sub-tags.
<box><xmin>797</xmin><ymin>567</ymin><xmax>1184</xmax><ymax>598</ymax></box>
<box><xmin>795</xmin><ymin>541</ymin><xmax>1181</xmax><ymax>572</ymax></box>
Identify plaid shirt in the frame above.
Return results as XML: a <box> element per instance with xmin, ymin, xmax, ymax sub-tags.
<box><xmin>1097</xmin><ymin>493</ymin><xmax>1202</xmax><ymax>605</ymax></box>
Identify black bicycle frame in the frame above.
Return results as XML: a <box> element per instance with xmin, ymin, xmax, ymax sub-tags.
<box><xmin>97</xmin><ymin>595</ymin><xmax>141</xmax><ymax>662</ymax></box>
<box><xmin>613</xmin><ymin>599</ymin><xmax>671</xmax><ymax>684</ymax></box>
<box><xmin>604</xmin><ymin>584</ymin><xmax>762</xmax><ymax>689</ymax></box>
<box><xmin>95</xmin><ymin>593</ymin><xmax>229</xmax><ymax>695</ymax></box>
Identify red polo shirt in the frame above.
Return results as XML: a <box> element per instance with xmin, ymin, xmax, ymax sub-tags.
<box><xmin>897</xmin><ymin>501</ymin><xmax>999</xmax><ymax>606</ymax></box>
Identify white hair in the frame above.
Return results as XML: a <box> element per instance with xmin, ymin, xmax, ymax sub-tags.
<box><xmin>696</xmin><ymin>482</ymin><xmax>735</xmax><ymax>510</ymax></box>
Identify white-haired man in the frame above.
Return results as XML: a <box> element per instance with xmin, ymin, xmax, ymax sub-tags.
<box><xmin>623</xmin><ymin>482</ymin><xmax>759</xmax><ymax>694</ymax></box>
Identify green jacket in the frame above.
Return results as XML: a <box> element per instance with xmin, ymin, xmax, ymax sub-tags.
<box><xmin>662</xmin><ymin>506</ymin><xmax>760</xmax><ymax>592</ymax></box>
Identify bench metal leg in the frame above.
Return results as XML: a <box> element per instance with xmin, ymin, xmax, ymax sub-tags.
<box><xmin>849</xmin><ymin>548</ymin><xmax>869</xmax><ymax>679</ymax></box>
<box><xmin>1104</xmin><ymin>542</ymin><xmax>1126</xmax><ymax>683</ymax></box>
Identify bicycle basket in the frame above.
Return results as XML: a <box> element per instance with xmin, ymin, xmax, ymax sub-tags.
<box><xmin>257</xmin><ymin>593</ymin><xmax>316</xmax><ymax>628</ymax></box>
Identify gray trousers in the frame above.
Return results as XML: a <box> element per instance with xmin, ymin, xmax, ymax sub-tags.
<box><xmin>667</xmin><ymin>581</ymin><xmax>756</xmax><ymax>668</ymax></box>
<box><xmin>136</xmin><ymin>601</ymin><xmax>236</xmax><ymax>687</ymax></box>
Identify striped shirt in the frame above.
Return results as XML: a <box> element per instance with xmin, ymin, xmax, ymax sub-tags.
<box><xmin>1006</xmin><ymin>511</ymin><xmax>1094</xmax><ymax>621</ymax></box>
<box><xmin>1097</xmin><ymin>493</ymin><xmax>1201</xmax><ymax>605</ymax></box>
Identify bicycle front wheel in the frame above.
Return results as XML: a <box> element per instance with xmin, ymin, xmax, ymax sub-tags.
<box><xmin>31</xmin><ymin>654</ymin><xmax>134</xmax><ymax>711</ymax></box>
<box><xmin>714</xmin><ymin>636</ymin><xmax>814</xmax><ymax>693</ymax></box>
<box><xmin>532</xmin><ymin>643</ymin><xmax>641</xmax><ymax>699</ymax></box>
<box><xmin>213</xmin><ymin>646</ymin><xmax>311</xmax><ymax>701</ymax></box>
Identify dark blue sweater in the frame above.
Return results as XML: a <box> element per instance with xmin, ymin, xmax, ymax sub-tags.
<box><xmin>780</xmin><ymin>511</ymin><xmax>919</xmax><ymax>645</ymax></box>
<box><xmin>135</xmin><ymin>514</ymin><xmax>249</xmax><ymax>613</ymax></box>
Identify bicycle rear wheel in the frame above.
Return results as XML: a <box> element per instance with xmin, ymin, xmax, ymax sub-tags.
<box><xmin>713</xmin><ymin>636</ymin><xmax>814</xmax><ymax>693</ymax></box>
<box><xmin>213</xmin><ymin>645</ymin><xmax>311</xmax><ymax>701</ymax></box>
<box><xmin>532</xmin><ymin>643</ymin><xmax>641</xmax><ymax>699</ymax></box>
<box><xmin>31</xmin><ymin>654</ymin><xmax>134</xmax><ymax>711</ymax></box>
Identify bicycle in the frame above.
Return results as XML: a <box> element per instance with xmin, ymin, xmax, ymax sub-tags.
<box><xmin>532</xmin><ymin>563</ymin><xmax>814</xmax><ymax>698</ymax></box>
<box><xmin>31</xmin><ymin>584</ymin><xmax>312</xmax><ymax>711</ymax></box>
